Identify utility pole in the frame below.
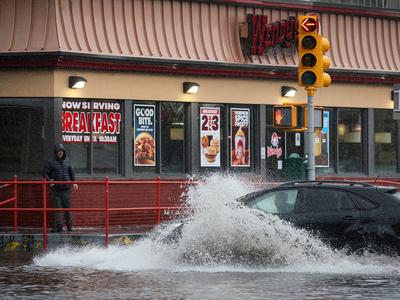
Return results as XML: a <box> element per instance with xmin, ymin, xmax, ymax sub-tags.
<box><xmin>306</xmin><ymin>86</ymin><xmax>316</xmax><ymax>180</ymax></box>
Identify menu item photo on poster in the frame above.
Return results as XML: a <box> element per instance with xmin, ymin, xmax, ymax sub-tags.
<box><xmin>200</xmin><ymin>107</ymin><xmax>221</xmax><ymax>167</ymax></box>
<box><xmin>134</xmin><ymin>104</ymin><xmax>156</xmax><ymax>166</ymax></box>
<box><xmin>231</xmin><ymin>108</ymin><xmax>250</xmax><ymax>167</ymax></box>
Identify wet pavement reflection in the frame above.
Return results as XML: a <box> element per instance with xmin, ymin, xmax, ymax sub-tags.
<box><xmin>2</xmin><ymin>252</ymin><xmax>400</xmax><ymax>299</ymax></box>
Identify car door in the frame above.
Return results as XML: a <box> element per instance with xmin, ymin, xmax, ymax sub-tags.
<box><xmin>294</xmin><ymin>187</ymin><xmax>361</xmax><ymax>248</ymax></box>
<box><xmin>290</xmin><ymin>188</ymin><xmax>315</xmax><ymax>230</ymax></box>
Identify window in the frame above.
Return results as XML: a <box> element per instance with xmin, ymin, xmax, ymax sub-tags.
<box><xmin>297</xmin><ymin>188</ymin><xmax>354</xmax><ymax>213</ymax></box>
<box><xmin>161</xmin><ymin>102</ymin><xmax>185</xmax><ymax>173</ymax></box>
<box><xmin>338</xmin><ymin>193</ymin><xmax>355</xmax><ymax>210</ymax></box>
<box><xmin>132</xmin><ymin>102</ymin><xmax>187</xmax><ymax>174</ymax></box>
<box><xmin>374</xmin><ymin>109</ymin><xmax>397</xmax><ymax>174</ymax></box>
<box><xmin>230</xmin><ymin>107</ymin><xmax>251</xmax><ymax>168</ymax></box>
<box><xmin>316</xmin><ymin>108</ymin><xmax>336</xmax><ymax>174</ymax></box>
<box><xmin>200</xmin><ymin>105</ymin><xmax>223</xmax><ymax>169</ymax></box>
<box><xmin>338</xmin><ymin>109</ymin><xmax>363</xmax><ymax>173</ymax></box>
<box><xmin>62</xmin><ymin>99</ymin><xmax>122</xmax><ymax>174</ymax></box>
<box><xmin>93</xmin><ymin>143</ymin><xmax>119</xmax><ymax>173</ymax></box>
<box><xmin>247</xmin><ymin>189</ymin><xmax>298</xmax><ymax>214</ymax></box>
<box><xmin>65</xmin><ymin>143</ymin><xmax>89</xmax><ymax>174</ymax></box>
<box><xmin>133</xmin><ymin>103</ymin><xmax>157</xmax><ymax>174</ymax></box>
<box><xmin>348</xmin><ymin>193</ymin><xmax>377</xmax><ymax>210</ymax></box>
<box><xmin>0</xmin><ymin>106</ymin><xmax>44</xmax><ymax>175</ymax></box>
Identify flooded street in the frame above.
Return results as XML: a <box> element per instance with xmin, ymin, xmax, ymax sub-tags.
<box><xmin>3</xmin><ymin>252</ymin><xmax>400</xmax><ymax>299</ymax></box>
<box><xmin>3</xmin><ymin>175</ymin><xmax>400</xmax><ymax>299</ymax></box>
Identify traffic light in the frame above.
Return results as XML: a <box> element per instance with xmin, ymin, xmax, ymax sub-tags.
<box><xmin>302</xmin><ymin>107</ymin><xmax>324</xmax><ymax>129</ymax></box>
<box><xmin>273</xmin><ymin>105</ymin><xmax>297</xmax><ymax>128</ymax></box>
<box><xmin>298</xmin><ymin>15</ymin><xmax>331</xmax><ymax>88</ymax></box>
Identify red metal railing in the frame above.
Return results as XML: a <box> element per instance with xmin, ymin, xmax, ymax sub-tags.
<box><xmin>0</xmin><ymin>176</ymin><xmax>189</xmax><ymax>252</ymax></box>
<box><xmin>0</xmin><ymin>175</ymin><xmax>18</xmax><ymax>231</ymax></box>
<box><xmin>2</xmin><ymin>177</ymin><xmax>399</xmax><ymax>252</ymax></box>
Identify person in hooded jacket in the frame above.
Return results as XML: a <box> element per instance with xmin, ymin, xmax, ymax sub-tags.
<box><xmin>43</xmin><ymin>144</ymin><xmax>78</xmax><ymax>232</ymax></box>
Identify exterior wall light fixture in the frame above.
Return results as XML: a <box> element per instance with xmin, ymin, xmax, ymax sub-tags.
<box><xmin>69</xmin><ymin>76</ymin><xmax>87</xmax><ymax>89</ymax></box>
<box><xmin>183</xmin><ymin>82</ymin><xmax>200</xmax><ymax>94</ymax></box>
<box><xmin>281</xmin><ymin>86</ymin><xmax>297</xmax><ymax>98</ymax></box>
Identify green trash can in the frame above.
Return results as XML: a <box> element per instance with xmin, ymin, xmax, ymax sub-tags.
<box><xmin>283</xmin><ymin>153</ymin><xmax>307</xmax><ymax>181</ymax></box>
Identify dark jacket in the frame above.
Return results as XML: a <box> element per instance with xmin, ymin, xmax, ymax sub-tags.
<box><xmin>43</xmin><ymin>144</ymin><xmax>75</xmax><ymax>191</ymax></box>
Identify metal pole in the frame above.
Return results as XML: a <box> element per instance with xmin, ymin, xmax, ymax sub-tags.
<box><xmin>42</xmin><ymin>177</ymin><xmax>47</xmax><ymax>253</ymax></box>
<box><xmin>13</xmin><ymin>175</ymin><xmax>17</xmax><ymax>232</ymax></box>
<box><xmin>105</xmin><ymin>176</ymin><xmax>109</xmax><ymax>248</ymax></box>
<box><xmin>306</xmin><ymin>87</ymin><xmax>316</xmax><ymax>181</ymax></box>
<box><xmin>156</xmin><ymin>176</ymin><xmax>161</xmax><ymax>224</ymax></box>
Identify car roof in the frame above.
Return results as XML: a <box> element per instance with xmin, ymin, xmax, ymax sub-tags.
<box><xmin>278</xmin><ymin>180</ymin><xmax>398</xmax><ymax>194</ymax></box>
<box><xmin>279</xmin><ymin>180</ymin><xmax>374</xmax><ymax>188</ymax></box>
<box><xmin>238</xmin><ymin>180</ymin><xmax>398</xmax><ymax>204</ymax></box>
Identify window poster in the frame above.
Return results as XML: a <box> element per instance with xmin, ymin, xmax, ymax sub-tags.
<box><xmin>267</xmin><ymin>131</ymin><xmax>283</xmax><ymax>159</ymax></box>
<box><xmin>200</xmin><ymin>107</ymin><xmax>221</xmax><ymax>167</ymax></box>
<box><xmin>316</xmin><ymin>111</ymin><xmax>330</xmax><ymax>167</ymax></box>
<box><xmin>62</xmin><ymin>100</ymin><xmax>121</xmax><ymax>144</ymax></box>
<box><xmin>231</xmin><ymin>108</ymin><xmax>250</xmax><ymax>167</ymax></box>
<box><xmin>134</xmin><ymin>104</ymin><xmax>156</xmax><ymax>166</ymax></box>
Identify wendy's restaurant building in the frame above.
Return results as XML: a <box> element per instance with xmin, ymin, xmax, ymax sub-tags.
<box><xmin>0</xmin><ymin>0</ymin><xmax>400</xmax><ymax>228</ymax></box>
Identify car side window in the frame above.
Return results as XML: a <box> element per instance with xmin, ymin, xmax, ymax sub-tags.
<box><xmin>247</xmin><ymin>189</ymin><xmax>298</xmax><ymax>215</ymax></box>
<box><xmin>348</xmin><ymin>193</ymin><xmax>377</xmax><ymax>210</ymax></box>
<box><xmin>339</xmin><ymin>193</ymin><xmax>355</xmax><ymax>210</ymax></box>
<box><xmin>296</xmin><ymin>189</ymin><xmax>314</xmax><ymax>213</ymax></box>
<box><xmin>296</xmin><ymin>188</ymin><xmax>355</xmax><ymax>213</ymax></box>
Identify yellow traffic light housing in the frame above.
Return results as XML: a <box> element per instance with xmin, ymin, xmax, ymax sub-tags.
<box><xmin>302</xmin><ymin>107</ymin><xmax>324</xmax><ymax>129</ymax></box>
<box><xmin>273</xmin><ymin>104</ymin><xmax>324</xmax><ymax>131</ymax></box>
<box><xmin>320</xmin><ymin>37</ymin><xmax>331</xmax><ymax>87</ymax></box>
<box><xmin>273</xmin><ymin>105</ymin><xmax>297</xmax><ymax>128</ymax></box>
<box><xmin>298</xmin><ymin>15</ymin><xmax>331</xmax><ymax>88</ymax></box>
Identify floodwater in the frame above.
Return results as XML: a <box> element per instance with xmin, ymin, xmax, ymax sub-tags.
<box><xmin>3</xmin><ymin>175</ymin><xmax>400</xmax><ymax>299</ymax></box>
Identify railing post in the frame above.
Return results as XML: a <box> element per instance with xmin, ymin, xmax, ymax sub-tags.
<box><xmin>42</xmin><ymin>177</ymin><xmax>47</xmax><ymax>253</ymax></box>
<box><xmin>156</xmin><ymin>176</ymin><xmax>161</xmax><ymax>224</ymax></box>
<box><xmin>13</xmin><ymin>175</ymin><xmax>18</xmax><ymax>232</ymax></box>
<box><xmin>105</xmin><ymin>176</ymin><xmax>109</xmax><ymax>247</ymax></box>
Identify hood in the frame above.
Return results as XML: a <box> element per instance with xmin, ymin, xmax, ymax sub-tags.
<box><xmin>54</xmin><ymin>143</ymin><xmax>66</xmax><ymax>160</ymax></box>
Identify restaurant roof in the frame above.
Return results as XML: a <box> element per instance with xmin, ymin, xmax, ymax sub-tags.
<box><xmin>0</xmin><ymin>0</ymin><xmax>399</xmax><ymax>76</ymax></box>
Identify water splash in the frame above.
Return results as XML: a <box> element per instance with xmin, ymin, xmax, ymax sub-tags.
<box><xmin>34</xmin><ymin>174</ymin><xmax>400</xmax><ymax>274</ymax></box>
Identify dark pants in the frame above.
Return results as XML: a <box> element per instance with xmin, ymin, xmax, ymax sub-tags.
<box><xmin>53</xmin><ymin>189</ymin><xmax>72</xmax><ymax>227</ymax></box>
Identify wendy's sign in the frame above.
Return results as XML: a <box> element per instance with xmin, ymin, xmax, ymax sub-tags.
<box><xmin>243</xmin><ymin>15</ymin><xmax>298</xmax><ymax>56</ymax></box>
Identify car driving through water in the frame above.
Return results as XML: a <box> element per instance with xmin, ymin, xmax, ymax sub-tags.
<box><xmin>162</xmin><ymin>180</ymin><xmax>400</xmax><ymax>256</ymax></box>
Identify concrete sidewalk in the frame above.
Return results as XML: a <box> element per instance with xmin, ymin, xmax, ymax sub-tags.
<box><xmin>0</xmin><ymin>225</ymin><xmax>155</xmax><ymax>252</ymax></box>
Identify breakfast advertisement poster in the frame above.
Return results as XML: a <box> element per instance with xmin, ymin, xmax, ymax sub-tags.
<box><xmin>134</xmin><ymin>104</ymin><xmax>156</xmax><ymax>166</ymax></box>
<box><xmin>231</xmin><ymin>108</ymin><xmax>250</xmax><ymax>167</ymax></box>
<box><xmin>200</xmin><ymin>107</ymin><xmax>221</xmax><ymax>167</ymax></box>
<box><xmin>62</xmin><ymin>100</ymin><xmax>121</xmax><ymax>144</ymax></box>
